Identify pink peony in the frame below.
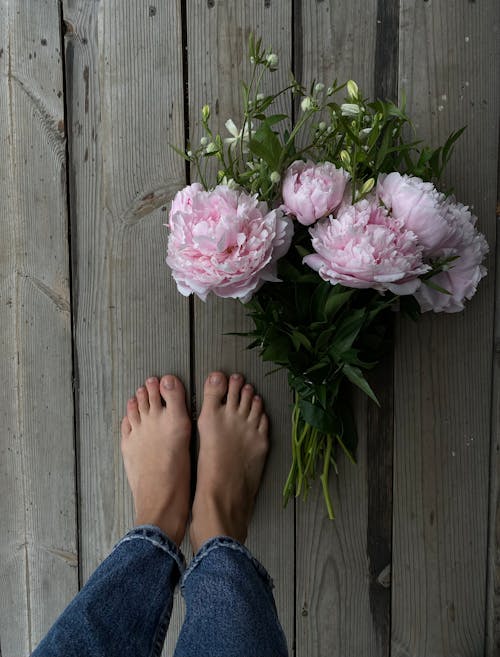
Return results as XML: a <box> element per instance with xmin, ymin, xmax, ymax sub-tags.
<box><xmin>377</xmin><ymin>172</ymin><xmax>452</xmax><ymax>252</ymax></box>
<box><xmin>281</xmin><ymin>160</ymin><xmax>349</xmax><ymax>225</ymax></box>
<box><xmin>166</xmin><ymin>183</ymin><xmax>293</xmax><ymax>302</ymax></box>
<box><xmin>303</xmin><ymin>196</ymin><xmax>430</xmax><ymax>294</ymax></box>
<box><xmin>414</xmin><ymin>199</ymin><xmax>488</xmax><ymax>312</ymax></box>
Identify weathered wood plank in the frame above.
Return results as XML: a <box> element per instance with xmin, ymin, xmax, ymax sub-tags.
<box><xmin>185</xmin><ymin>3</ymin><xmax>295</xmax><ymax>656</ymax></box>
<box><xmin>294</xmin><ymin>1</ymin><xmax>393</xmax><ymax>655</ymax></box>
<box><xmin>487</xmin><ymin>167</ymin><xmax>500</xmax><ymax>655</ymax></box>
<box><xmin>0</xmin><ymin>2</ymin><xmax>78</xmax><ymax>655</ymax></box>
<box><xmin>392</xmin><ymin>1</ymin><xmax>499</xmax><ymax>655</ymax></box>
<box><xmin>61</xmin><ymin>2</ymin><xmax>189</xmax><ymax>650</ymax></box>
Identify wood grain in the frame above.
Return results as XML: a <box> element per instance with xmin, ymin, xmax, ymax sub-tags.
<box><xmin>0</xmin><ymin>2</ymin><xmax>78</xmax><ymax>655</ymax></box>
<box><xmin>392</xmin><ymin>1</ymin><xmax>499</xmax><ymax>655</ymax></box>
<box><xmin>294</xmin><ymin>1</ymin><xmax>393</xmax><ymax>655</ymax></box>
<box><xmin>185</xmin><ymin>3</ymin><xmax>295</xmax><ymax>656</ymax></box>
<box><xmin>487</xmin><ymin>134</ymin><xmax>500</xmax><ymax>656</ymax></box>
<box><xmin>61</xmin><ymin>3</ymin><xmax>189</xmax><ymax>651</ymax></box>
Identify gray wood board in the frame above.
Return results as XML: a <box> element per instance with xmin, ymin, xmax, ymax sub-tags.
<box><xmin>294</xmin><ymin>1</ymin><xmax>390</xmax><ymax>655</ymax></box>
<box><xmin>183</xmin><ymin>3</ymin><xmax>295</xmax><ymax>656</ymax></box>
<box><xmin>392</xmin><ymin>1</ymin><xmax>499</xmax><ymax>656</ymax></box>
<box><xmin>0</xmin><ymin>2</ymin><xmax>78</xmax><ymax>655</ymax></box>
<box><xmin>61</xmin><ymin>0</ymin><xmax>189</xmax><ymax>605</ymax></box>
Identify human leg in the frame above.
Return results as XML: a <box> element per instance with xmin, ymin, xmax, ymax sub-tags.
<box><xmin>32</xmin><ymin>375</ymin><xmax>191</xmax><ymax>657</ymax></box>
<box><xmin>174</xmin><ymin>373</ymin><xmax>288</xmax><ymax>657</ymax></box>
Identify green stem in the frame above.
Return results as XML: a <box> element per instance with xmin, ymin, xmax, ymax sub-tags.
<box><xmin>320</xmin><ymin>435</ymin><xmax>335</xmax><ymax>520</ymax></box>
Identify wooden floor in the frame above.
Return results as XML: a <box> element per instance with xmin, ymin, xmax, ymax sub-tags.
<box><xmin>1</xmin><ymin>1</ymin><xmax>499</xmax><ymax>655</ymax></box>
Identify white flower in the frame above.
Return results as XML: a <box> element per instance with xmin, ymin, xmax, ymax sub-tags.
<box><xmin>270</xmin><ymin>171</ymin><xmax>281</xmax><ymax>184</ymax></box>
<box><xmin>224</xmin><ymin>119</ymin><xmax>253</xmax><ymax>152</ymax></box>
<box><xmin>205</xmin><ymin>142</ymin><xmax>218</xmax><ymax>154</ymax></box>
<box><xmin>301</xmin><ymin>96</ymin><xmax>313</xmax><ymax>112</ymax></box>
<box><xmin>340</xmin><ymin>103</ymin><xmax>360</xmax><ymax>116</ymax></box>
<box><xmin>266</xmin><ymin>53</ymin><xmax>278</xmax><ymax>69</ymax></box>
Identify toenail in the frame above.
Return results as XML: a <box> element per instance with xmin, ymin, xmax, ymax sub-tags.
<box><xmin>244</xmin><ymin>384</ymin><xmax>252</xmax><ymax>391</ymax></box>
<box><xmin>231</xmin><ymin>373</ymin><xmax>241</xmax><ymax>380</ymax></box>
<box><xmin>163</xmin><ymin>376</ymin><xmax>175</xmax><ymax>389</ymax></box>
<box><xmin>254</xmin><ymin>394</ymin><xmax>261</xmax><ymax>401</ymax></box>
<box><xmin>210</xmin><ymin>374</ymin><xmax>222</xmax><ymax>384</ymax></box>
<box><xmin>147</xmin><ymin>377</ymin><xmax>156</xmax><ymax>384</ymax></box>
<box><xmin>128</xmin><ymin>397</ymin><xmax>136</xmax><ymax>404</ymax></box>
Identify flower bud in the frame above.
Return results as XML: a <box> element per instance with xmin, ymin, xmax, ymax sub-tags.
<box><xmin>266</xmin><ymin>53</ymin><xmax>278</xmax><ymax>69</ymax></box>
<box><xmin>202</xmin><ymin>105</ymin><xmax>210</xmax><ymax>121</ymax></box>
<box><xmin>340</xmin><ymin>150</ymin><xmax>351</xmax><ymax>168</ymax></box>
<box><xmin>270</xmin><ymin>171</ymin><xmax>281</xmax><ymax>184</ymax></box>
<box><xmin>200</xmin><ymin>136</ymin><xmax>209</xmax><ymax>146</ymax></box>
<box><xmin>206</xmin><ymin>142</ymin><xmax>218</xmax><ymax>154</ymax></box>
<box><xmin>360</xmin><ymin>178</ymin><xmax>375</xmax><ymax>195</ymax></box>
<box><xmin>314</xmin><ymin>82</ymin><xmax>325</xmax><ymax>93</ymax></box>
<box><xmin>256</xmin><ymin>93</ymin><xmax>265</xmax><ymax>101</ymax></box>
<box><xmin>347</xmin><ymin>79</ymin><xmax>359</xmax><ymax>100</ymax></box>
<box><xmin>326</xmin><ymin>86</ymin><xmax>334</xmax><ymax>96</ymax></box>
<box><xmin>250</xmin><ymin>55</ymin><xmax>256</xmax><ymax>64</ymax></box>
<box><xmin>186</xmin><ymin>150</ymin><xmax>193</xmax><ymax>157</ymax></box>
<box><xmin>301</xmin><ymin>96</ymin><xmax>313</xmax><ymax>112</ymax></box>
<box><xmin>340</xmin><ymin>103</ymin><xmax>360</xmax><ymax>117</ymax></box>
<box><xmin>318</xmin><ymin>121</ymin><xmax>327</xmax><ymax>131</ymax></box>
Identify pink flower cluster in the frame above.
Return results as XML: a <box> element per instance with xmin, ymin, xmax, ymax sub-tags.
<box><xmin>166</xmin><ymin>183</ymin><xmax>293</xmax><ymax>302</ymax></box>
<box><xmin>280</xmin><ymin>161</ymin><xmax>487</xmax><ymax>313</ymax></box>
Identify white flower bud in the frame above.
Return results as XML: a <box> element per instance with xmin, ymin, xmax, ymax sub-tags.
<box><xmin>301</xmin><ymin>96</ymin><xmax>313</xmax><ymax>112</ymax></box>
<box><xmin>250</xmin><ymin>56</ymin><xmax>256</xmax><ymax>64</ymax></box>
<box><xmin>270</xmin><ymin>171</ymin><xmax>281</xmax><ymax>184</ymax></box>
<box><xmin>186</xmin><ymin>150</ymin><xmax>193</xmax><ymax>157</ymax></box>
<box><xmin>347</xmin><ymin>79</ymin><xmax>359</xmax><ymax>100</ymax></box>
<box><xmin>266</xmin><ymin>53</ymin><xmax>278</xmax><ymax>68</ymax></box>
<box><xmin>202</xmin><ymin>105</ymin><xmax>210</xmax><ymax>121</ymax></box>
<box><xmin>256</xmin><ymin>93</ymin><xmax>265</xmax><ymax>101</ymax></box>
<box><xmin>326</xmin><ymin>86</ymin><xmax>334</xmax><ymax>96</ymax></box>
<box><xmin>200</xmin><ymin>136</ymin><xmax>208</xmax><ymax>146</ymax></box>
<box><xmin>205</xmin><ymin>142</ymin><xmax>218</xmax><ymax>154</ymax></box>
<box><xmin>314</xmin><ymin>83</ymin><xmax>325</xmax><ymax>93</ymax></box>
<box><xmin>318</xmin><ymin>121</ymin><xmax>327</xmax><ymax>131</ymax></box>
<box><xmin>340</xmin><ymin>103</ymin><xmax>360</xmax><ymax>116</ymax></box>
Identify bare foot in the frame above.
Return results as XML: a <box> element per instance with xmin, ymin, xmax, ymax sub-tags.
<box><xmin>120</xmin><ymin>375</ymin><xmax>191</xmax><ymax>546</ymax></box>
<box><xmin>190</xmin><ymin>372</ymin><xmax>269</xmax><ymax>553</ymax></box>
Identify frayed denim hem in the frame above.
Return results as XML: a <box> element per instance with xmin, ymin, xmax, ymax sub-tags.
<box><xmin>180</xmin><ymin>536</ymin><xmax>274</xmax><ymax>593</ymax></box>
<box><xmin>115</xmin><ymin>524</ymin><xmax>186</xmax><ymax>576</ymax></box>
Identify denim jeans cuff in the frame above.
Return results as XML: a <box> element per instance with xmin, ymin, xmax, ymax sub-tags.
<box><xmin>115</xmin><ymin>524</ymin><xmax>186</xmax><ymax>575</ymax></box>
<box><xmin>180</xmin><ymin>536</ymin><xmax>274</xmax><ymax>593</ymax></box>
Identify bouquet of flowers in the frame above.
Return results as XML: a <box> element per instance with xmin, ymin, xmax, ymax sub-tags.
<box><xmin>166</xmin><ymin>35</ymin><xmax>488</xmax><ymax>518</ymax></box>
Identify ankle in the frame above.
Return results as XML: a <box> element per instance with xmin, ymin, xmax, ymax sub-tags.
<box><xmin>190</xmin><ymin>496</ymin><xmax>248</xmax><ymax>553</ymax></box>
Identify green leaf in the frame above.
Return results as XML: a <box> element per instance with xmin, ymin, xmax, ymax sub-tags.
<box><xmin>291</xmin><ymin>330</ymin><xmax>313</xmax><ymax>352</ymax></box>
<box><xmin>343</xmin><ymin>364</ymin><xmax>380</xmax><ymax>406</ymax></box>
<box><xmin>324</xmin><ymin>288</ymin><xmax>355</xmax><ymax>320</ymax></box>
<box><xmin>331</xmin><ymin>308</ymin><xmax>366</xmax><ymax>354</ymax></box>
<box><xmin>298</xmin><ymin>399</ymin><xmax>340</xmax><ymax>435</ymax></box>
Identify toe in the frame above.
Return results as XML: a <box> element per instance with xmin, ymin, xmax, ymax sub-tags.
<box><xmin>257</xmin><ymin>412</ymin><xmax>269</xmax><ymax>436</ymax></box>
<box><xmin>121</xmin><ymin>415</ymin><xmax>132</xmax><ymax>438</ymax></box>
<box><xmin>145</xmin><ymin>377</ymin><xmax>162</xmax><ymax>411</ymax></box>
<box><xmin>127</xmin><ymin>397</ymin><xmax>140</xmax><ymax>426</ymax></box>
<box><xmin>248</xmin><ymin>394</ymin><xmax>264</xmax><ymax>425</ymax></box>
<box><xmin>201</xmin><ymin>371</ymin><xmax>228</xmax><ymax>412</ymax></box>
<box><xmin>227</xmin><ymin>373</ymin><xmax>244</xmax><ymax>410</ymax></box>
<box><xmin>160</xmin><ymin>375</ymin><xmax>188</xmax><ymax>413</ymax></box>
<box><xmin>239</xmin><ymin>384</ymin><xmax>254</xmax><ymax>416</ymax></box>
<box><xmin>136</xmin><ymin>386</ymin><xmax>149</xmax><ymax>414</ymax></box>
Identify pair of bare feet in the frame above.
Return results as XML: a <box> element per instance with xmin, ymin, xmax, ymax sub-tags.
<box><xmin>120</xmin><ymin>372</ymin><xmax>269</xmax><ymax>552</ymax></box>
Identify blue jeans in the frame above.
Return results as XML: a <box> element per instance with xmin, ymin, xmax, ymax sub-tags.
<box><xmin>31</xmin><ymin>525</ymin><xmax>288</xmax><ymax>657</ymax></box>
